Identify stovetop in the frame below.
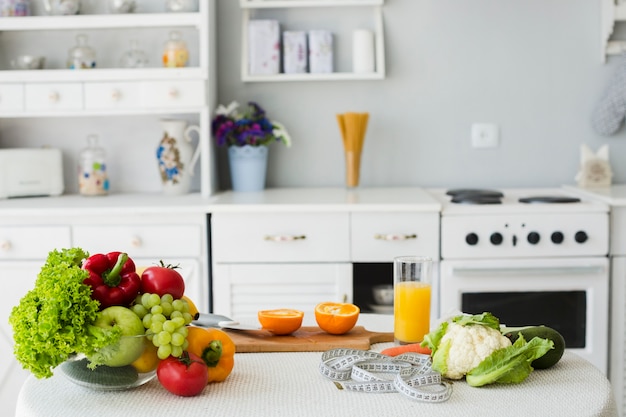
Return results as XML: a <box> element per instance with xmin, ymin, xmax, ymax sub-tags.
<box><xmin>428</xmin><ymin>188</ymin><xmax>609</xmax><ymax>215</ymax></box>
<box><xmin>428</xmin><ymin>188</ymin><xmax>610</xmax><ymax>258</ymax></box>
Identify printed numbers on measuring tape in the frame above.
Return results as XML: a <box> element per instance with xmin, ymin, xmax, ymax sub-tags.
<box><xmin>319</xmin><ymin>348</ymin><xmax>452</xmax><ymax>403</ymax></box>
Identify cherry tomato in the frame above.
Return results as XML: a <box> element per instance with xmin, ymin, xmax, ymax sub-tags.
<box><xmin>157</xmin><ymin>352</ymin><xmax>208</xmax><ymax>397</ymax></box>
<box><xmin>140</xmin><ymin>261</ymin><xmax>185</xmax><ymax>299</ymax></box>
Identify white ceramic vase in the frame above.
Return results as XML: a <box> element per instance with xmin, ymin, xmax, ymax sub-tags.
<box><xmin>156</xmin><ymin>119</ymin><xmax>201</xmax><ymax>195</ymax></box>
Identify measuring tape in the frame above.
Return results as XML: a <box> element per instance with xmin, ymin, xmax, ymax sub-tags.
<box><xmin>319</xmin><ymin>348</ymin><xmax>452</xmax><ymax>403</ymax></box>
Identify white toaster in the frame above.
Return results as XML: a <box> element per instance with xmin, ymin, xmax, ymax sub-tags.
<box><xmin>0</xmin><ymin>148</ymin><xmax>64</xmax><ymax>198</ymax></box>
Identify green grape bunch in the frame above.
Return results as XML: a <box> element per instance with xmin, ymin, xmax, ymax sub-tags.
<box><xmin>132</xmin><ymin>293</ymin><xmax>194</xmax><ymax>360</ymax></box>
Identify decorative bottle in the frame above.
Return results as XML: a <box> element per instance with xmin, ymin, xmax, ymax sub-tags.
<box><xmin>78</xmin><ymin>135</ymin><xmax>109</xmax><ymax>196</ymax></box>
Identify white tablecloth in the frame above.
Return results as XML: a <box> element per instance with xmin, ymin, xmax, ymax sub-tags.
<box><xmin>16</xmin><ymin>346</ymin><xmax>617</xmax><ymax>417</ymax></box>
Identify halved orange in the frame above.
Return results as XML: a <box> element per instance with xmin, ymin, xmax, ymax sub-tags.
<box><xmin>315</xmin><ymin>302</ymin><xmax>360</xmax><ymax>335</ymax></box>
<box><xmin>258</xmin><ymin>309</ymin><xmax>304</xmax><ymax>335</ymax></box>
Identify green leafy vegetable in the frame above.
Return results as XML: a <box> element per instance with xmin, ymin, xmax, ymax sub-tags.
<box><xmin>466</xmin><ymin>334</ymin><xmax>554</xmax><ymax>387</ymax></box>
<box><xmin>9</xmin><ymin>248</ymin><xmax>122</xmax><ymax>379</ymax></box>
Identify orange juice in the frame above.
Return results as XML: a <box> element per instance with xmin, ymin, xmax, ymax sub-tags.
<box><xmin>394</xmin><ymin>281</ymin><xmax>431</xmax><ymax>344</ymax></box>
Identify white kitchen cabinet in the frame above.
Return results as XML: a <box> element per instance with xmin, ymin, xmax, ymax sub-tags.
<box><xmin>239</xmin><ymin>0</ymin><xmax>385</xmax><ymax>82</ymax></box>
<box><xmin>212</xmin><ymin>263</ymin><xmax>352</xmax><ymax>318</ymax></box>
<box><xmin>211</xmin><ymin>211</ymin><xmax>352</xmax><ymax>317</ymax></box>
<box><xmin>601</xmin><ymin>0</ymin><xmax>626</xmax><ymax>62</ymax></box>
<box><xmin>0</xmin><ymin>223</ymin><xmax>72</xmax><ymax>417</ymax></box>
<box><xmin>0</xmin><ymin>1</ymin><xmax>217</xmax><ymax>197</ymax></box>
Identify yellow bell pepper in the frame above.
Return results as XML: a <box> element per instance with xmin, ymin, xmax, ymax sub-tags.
<box><xmin>186</xmin><ymin>326</ymin><xmax>235</xmax><ymax>383</ymax></box>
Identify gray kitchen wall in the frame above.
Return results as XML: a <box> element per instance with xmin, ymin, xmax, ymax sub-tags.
<box><xmin>216</xmin><ymin>0</ymin><xmax>626</xmax><ymax>190</ymax></box>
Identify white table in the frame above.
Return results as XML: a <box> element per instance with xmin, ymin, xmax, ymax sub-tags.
<box><xmin>15</xmin><ymin>315</ymin><xmax>618</xmax><ymax>417</ymax></box>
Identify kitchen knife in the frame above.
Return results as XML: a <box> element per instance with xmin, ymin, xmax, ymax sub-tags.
<box><xmin>192</xmin><ymin>313</ymin><xmax>260</xmax><ymax>331</ymax></box>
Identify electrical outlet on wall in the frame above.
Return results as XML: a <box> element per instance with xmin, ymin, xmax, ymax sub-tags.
<box><xmin>471</xmin><ymin>123</ymin><xmax>499</xmax><ymax>148</ymax></box>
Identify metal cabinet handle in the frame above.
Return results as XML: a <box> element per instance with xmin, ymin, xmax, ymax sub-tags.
<box><xmin>0</xmin><ymin>240</ymin><xmax>11</xmax><ymax>251</ymax></box>
<box><xmin>373</xmin><ymin>233</ymin><xmax>417</xmax><ymax>241</ymax></box>
<box><xmin>168</xmin><ymin>88</ymin><xmax>179</xmax><ymax>99</ymax></box>
<box><xmin>48</xmin><ymin>91</ymin><xmax>60</xmax><ymax>103</ymax></box>
<box><xmin>130</xmin><ymin>236</ymin><xmax>143</xmax><ymax>248</ymax></box>
<box><xmin>264</xmin><ymin>234</ymin><xmax>306</xmax><ymax>242</ymax></box>
<box><xmin>111</xmin><ymin>89</ymin><xmax>122</xmax><ymax>101</ymax></box>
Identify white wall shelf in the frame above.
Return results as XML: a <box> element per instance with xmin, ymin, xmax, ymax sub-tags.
<box><xmin>0</xmin><ymin>12</ymin><xmax>203</xmax><ymax>31</ymax></box>
<box><xmin>240</xmin><ymin>0</ymin><xmax>385</xmax><ymax>82</ymax></box>
<box><xmin>0</xmin><ymin>2</ymin><xmax>217</xmax><ymax>198</ymax></box>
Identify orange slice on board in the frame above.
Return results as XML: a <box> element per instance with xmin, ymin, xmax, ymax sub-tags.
<box><xmin>314</xmin><ymin>302</ymin><xmax>360</xmax><ymax>335</ymax></box>
<box><xmin>258</xmin><ymin>309</ymin><xmax>304</xmax><ymax>335</ymax></box>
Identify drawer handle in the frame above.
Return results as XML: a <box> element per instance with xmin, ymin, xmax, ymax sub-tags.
<box><xmin>48</xmin><ymin>91</ymin><xmax>60</xmax><ymax>103</ymax></box>
<box><xmin>111</xmin><ymin>89</ymin><xmax>122</xmax><ymax>101</ymax></box>
<box><xmin>0</xmin><ymin>240</ymin><xmax>11</xmax><ymax>251</ymax></box>
<box><xmin>130</xmin><ymin>236</ymin><xmax>143</xmax><ymax>248</ymax></box>
<box><xmin>374</xmin><ymin>233</ymin><xmax>417</xmax><ymax>241</ymax></box>
<box><xmin>168</xmin><ymin>88</ymin><xmax>180</xmax><ymax>99</ymax></box>
<box><xmin>264</xmin><ymin>234</ymin><xmax>306</xmax><ymax>242</ymax></box>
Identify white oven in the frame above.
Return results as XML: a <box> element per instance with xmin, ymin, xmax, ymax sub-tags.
<box><xmin>429</xmin><ymin>188</ymin><xmax>610</xmax><ymax>375</ymax></box>
<box><xmin>439</xmin><ymin>257</ymin><xmax>609</xmax><ymax>373</ymax></box>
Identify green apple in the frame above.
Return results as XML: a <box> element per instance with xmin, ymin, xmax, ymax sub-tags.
<box><xmin>89</xmin><ymin>306</ymin><xmax>145</xmax><ymax>367</ymax></box>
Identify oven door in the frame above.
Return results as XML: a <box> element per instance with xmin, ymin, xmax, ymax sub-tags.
<box><xmin>439</xmin><ymin>257</ymin><xmax>609</xmax><ymax>374</ymax></box>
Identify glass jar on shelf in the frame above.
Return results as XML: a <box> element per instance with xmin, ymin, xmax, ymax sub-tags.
<box><xmin>78</xmin><ymin>135</ymin><xmax>109</xmax><ymax>196</ymax></box>
<box><xmin>119</xmin><ymin>39</ymin><xmax>149</xmax><ymax>68</ymax></box>
<box><xmin>165</xmin><ymin>0</ymin><xmax>198</xmax><ymax>13</ymax></box>
<box><xmin>162</xmin><ymin>30</ymin><xmax>189</xmax><ymax>68</ymax></box>
<box><xmin>107</xmin><ymin>0</ymin><xmax>136</xmax><ymax>14</ymax></box>
<box><xmin>42</xmin><ymin>0</ymin><xmax>80</xmax><ymax>15</ymax></box>
<box><xmin>0</xmin><ymin>0</ymin><xmax>30</xmax><ymax>16</ymax></box>
<box><xmin>67</xmin><ymin>34</ymin><xmax>96</xmax><ymax>70</ymax></box>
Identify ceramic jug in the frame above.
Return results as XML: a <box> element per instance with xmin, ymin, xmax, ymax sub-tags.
<box><xmin>156</xmin><ymin>119</ymin><xmax>201</xmax><ymax>195</ymax></box>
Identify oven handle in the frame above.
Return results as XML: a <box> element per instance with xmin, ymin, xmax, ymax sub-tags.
<box><xmin>450</xmin><ymin>265</ymin><xmax>606</xmax><ymax>276</ymax></box>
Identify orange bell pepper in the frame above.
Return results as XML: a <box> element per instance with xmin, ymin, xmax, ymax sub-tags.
<box><xmin>186</xmin><ymin>326</ymin><xmax>235</xmax><ymax>383</ymax></box>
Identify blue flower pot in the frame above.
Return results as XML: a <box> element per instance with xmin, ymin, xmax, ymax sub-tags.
<box><xmin>228</xmin><ymin>145</ymin><xmax>269</xmax><ymax>192</ymax></box>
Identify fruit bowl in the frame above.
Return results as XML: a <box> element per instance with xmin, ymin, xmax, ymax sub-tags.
<box><xmin>58</xmin><ymin>335</ymin><xmax>156</xmax><ymax>391</ymax></box>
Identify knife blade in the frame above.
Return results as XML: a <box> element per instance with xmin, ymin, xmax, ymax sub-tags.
<box><xmin>192</xmin><ymin>313</ymin><xmax>260</xmax><ymax>331</ymax></box>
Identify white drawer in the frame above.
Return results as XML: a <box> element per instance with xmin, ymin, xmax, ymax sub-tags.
<box><xmin>212</xmin><ymin>212</ymin><xmax>350</xmax><ymax>263</ymax></box>
<box><xmin>25</xmin><ymin>83</ymin><xmax>83</xmax><ymax>111</ymax></box>
<box><xmin>351</xmin><ymin>212</ymin><xmax>440</xmax><ymax>262</ymax></box>
<box><xmin>0</xmin><ymin>84</ymin><xmax>24</xmax><ymax>111</ymax></box>
<box><xmin>140</xmin><ymin>80</ymin><xmax>205</xmax><ymax>108</ymax></box>
<box><xmin>0</xmin><ymin>226</ymin><xmax>71</xmax><ymax>259</ymax></box>
<box><xmin>84</xmin><ymin>82</ymin><xmax>141</xmax><ymax>110</ymax></box>
<box><xmin>73</xmin><ymin>224</ymin><xmax>202</xmax><ymax>259</ymax></box>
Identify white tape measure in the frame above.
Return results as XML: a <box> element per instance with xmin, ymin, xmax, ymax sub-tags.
<box><xmin>319</xmin><ymin>348</ymin><xmax>452</xmax><ymax>403</ymax></box>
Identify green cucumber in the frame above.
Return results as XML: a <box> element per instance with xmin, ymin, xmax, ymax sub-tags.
<box><xmin>501</xmin><ymin>325</ymin><xmax>566</xmax><ymax>369</ymax></box>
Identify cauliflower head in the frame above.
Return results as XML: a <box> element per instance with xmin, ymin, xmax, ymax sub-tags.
<box><xmin>433</xmin><ymin>322</ymin><xmax>512</xmax><ymax>379</ymax></box>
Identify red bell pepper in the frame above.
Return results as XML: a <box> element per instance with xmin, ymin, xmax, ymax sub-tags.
<box><xmin>82</xmin><ymin>251</ymin><xmax>141</xmax><ymax>309</ymax></box>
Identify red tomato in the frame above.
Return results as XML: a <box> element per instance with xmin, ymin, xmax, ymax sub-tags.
<box><xmin>140</xmin><ymin>262</ymin><xmax>185</xmax><ymax>299</ymax></box>
<box><xmin>157</xmin><ymin>352</ymin><xmax>208</xmax><ymax>397</ymax></box>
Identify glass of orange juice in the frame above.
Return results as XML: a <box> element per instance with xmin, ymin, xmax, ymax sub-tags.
<box><xmin>393</xmin><ymin>256</ymin><xmax>432</xmax><ymax>345</ymax></box>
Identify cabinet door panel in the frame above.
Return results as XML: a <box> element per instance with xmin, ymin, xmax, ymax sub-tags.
<box><xmin>0</xmin><ymin>226</ymin><xmax>71</xmax><ymax>259</ymax></box>
<box><xmin>72</xmin><ymin>224</ymin><xmax>203</xmax><ymax>258</ymax></box>
<box><xmin>140</xmin><ymin>80</ymin><xmax>206</xmax><ymax>108</ymax></box>
<box><xmin>25</xmin><ymin>83</ymin><xmax>83</xmax><ymax>111</ymax></box>
<box><xmin>84</xmin><ymin>82</ymin><xmax>141</xmax><ymax>110</ymax></box>
<box><xmin>351</xmin><ymin>212</ymin><xmax>439</xmax><ymax>262</ymax></box>
<box><xmin>212</xmin><ymin>212</ymin><xmax>350</xmax><ymax>262</ymax></box>
<box><xmin>1</xmin><ymin>261</ymin><xmax>45</xmax><ymax>417</ymax></box>
<box><xmin>0</xmin><ymin>84</ymin><xmax>24</xmax><ymax>111</ymax></box>
<box><xmin>212</xmin><ymin>263</ymin><xmax>352</xmax><ymax>318</ymax></box>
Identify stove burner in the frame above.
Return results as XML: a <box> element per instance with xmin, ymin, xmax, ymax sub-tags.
<box><xmin>451</xmin><ymin>195</ymin><xmax>502</xmax><ymax>204</ymax></box>
<box><xmin>519</xmin><ymin>196</ymin><xmax>581</xmax><ymax>204</ymax></box>
<box><xmin>446</xmin><ymin>189</ymin><xmax>504</xmax><ymax>198</ymax></box>
<box><xmin>446</xmin><ymin>189</ymin><xmax>504</xmax><ymax>205</ymax></box>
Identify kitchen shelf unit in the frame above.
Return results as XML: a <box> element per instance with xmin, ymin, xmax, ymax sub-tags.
<box><xmin>601</xmin><ymin>0</ymin><xmax>626</xmax><ymax>62</ymax></box>
<box><xmin>240</xmin><ymin>0</ymin><xmax>385</xmax><ymax>82</ymax></box>
<box><xmin>0</xmin><ymin>3</ymin><xmax>216</xmax><ymax>197</ymax></box>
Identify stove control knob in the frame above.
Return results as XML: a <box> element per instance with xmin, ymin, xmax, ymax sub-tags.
<box><xmin>527</xmin><ymin>232</ymin><xmax>540</xmax><ymax>245</ymax></box>
<box><xmin>466</xmin><ymin>233</ymin><xmax>479</xmax><ymax>246</ymax></box>
<box><xmin>551</xmin><ymin>231</ymin><xmax>564</xmax><ymax>244</ymax></box>
<box><xmin>575</xmin><ymin>231</ymin><xmax>588</xmax><ymax>244</ymax></box>
<box><xmin>490</xmin><ymin>232</ymin><xmax>503</xmax><ymax>245</ymax></box>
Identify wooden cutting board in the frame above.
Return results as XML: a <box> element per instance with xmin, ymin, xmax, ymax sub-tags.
<box><xmin>224</xmin><ymin>326</ymin><xmax>394</xmax><ymax>353</ymax></box>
